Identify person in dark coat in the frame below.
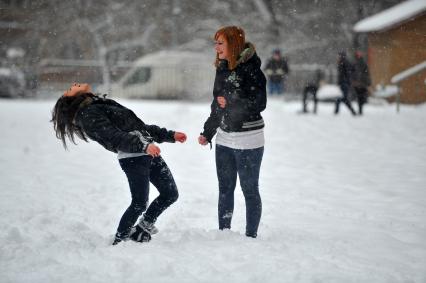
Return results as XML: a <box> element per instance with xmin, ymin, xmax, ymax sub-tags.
<box><xmin>301</xmin><ymin>69</ymin><xmax>324</xmax><ymax>114</ymax></box>
<box><xmin>198</xmin><ymin>26</ymin><xmax>267</xmax><ymax>238</ymax></box>
<box><xmin>352</xmin><ymin>51</ymin><xmax>371</xmax><ymax>115</ymax></box>
<box><xmin>335</xmin><ymin>51</ymin><xmax>356</xmax><ymax>116</ymax></box>
<box><xmin>264</xmin><ymin>49</ymin><xmax>289</xmax><ymax>96</ymax></box>
<box><xmin>51</xmin><ymin>83</ymin><xmax>187</xmax><ymax>245</ymax></box>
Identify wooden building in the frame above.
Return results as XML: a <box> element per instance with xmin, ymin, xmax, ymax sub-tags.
<box><xmin>354</xmin><ymin>0</ymin><xmax>426</xmax><ymax>104</ymax></box>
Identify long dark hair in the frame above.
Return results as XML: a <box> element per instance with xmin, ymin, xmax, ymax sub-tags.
<box><xmin>51</xmin><ymin>92</ymin><xmax>95</xmax><ymax>149</ymax></box>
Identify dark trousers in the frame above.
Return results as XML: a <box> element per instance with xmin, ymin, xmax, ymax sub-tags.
<box><xmin>335</xmin><ymin>84</ymin><xmax>356</xmax><ymax>115</ymax></box>
<box><xmin>116</xmin><ymin>155</ymin><xmax>178</xmax><ymax>237</ymax></box>
<box><xmin>354</xmin><ymin>86</ymin><xmax>368</xmax><ymax>115</ymax></box>
<box><xmin>215</xmin><ymin>144</ymin><xmax>263</xmax><ymax>237</ymax></box>
<box><xmin>302</xmin><ymin>84</ymin><xmax>318</xmax><ymax>113</ymax></box>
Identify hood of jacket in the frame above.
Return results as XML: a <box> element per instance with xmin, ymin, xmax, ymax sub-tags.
<box><xmin>236</xmin><ymin>42</ymin><xmax>256</xmax><ymax>66</ymax></box>
<box><xmin>217</xmin><ymin>42</ymin><xmax>261</xmax><ymax>70</ymax></box>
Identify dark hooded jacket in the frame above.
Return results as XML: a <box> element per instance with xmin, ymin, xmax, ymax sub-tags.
<box><xmin>337</xmin><ymin>54</ymin><xmax>353</xmax><ymax>87</ymax></box>
<box><xmin>74</xmin><ymin>96</ymin><xmax>175</xmax><ymax>154</ymax></box>
<box><xmin>201</xmin><ymin>42</ymin><xmax>267</xmax><ymax>142</ymax></box>
<box><xmin>264</xmin><ymin>56</ymin><xmax>289</xmax><ymax>83</ymax></box>
<box><xmin>352</xmin><ymin>57</ymin><xmax>371</xmax><ymax>88</ymax></box>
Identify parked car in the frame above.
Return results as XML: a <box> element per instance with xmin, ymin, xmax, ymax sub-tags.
<box><xmin>111</xmin><ymin>51</ymin><xmax>215</xmax><ymax>100</ymax></box>
<box><xmin>0</xmin><ymin>67</ymin><xmax>26</xmax><ymax>98</ymax></box>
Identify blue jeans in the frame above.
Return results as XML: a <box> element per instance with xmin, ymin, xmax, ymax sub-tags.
<box><xmin>215</xmin><ymin>144</ymin><xmax>264</xmax><ymax>237</ymax></box>
<box><xmin>117</xmin><ymin>156</ymin><xmax>178</xmax><ymax>237</ymax></box>
<box><xmin>268</xmin><ymin>81</ymin><xmax>284</xmax><ymax>95</ymax></box>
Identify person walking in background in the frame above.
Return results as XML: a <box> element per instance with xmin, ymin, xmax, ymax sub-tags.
<box><xmin>335</xmin><ymin>51</ymin><xmax>356</xmax><ymax>116</ymax></box>
<box><xmin>301</xmin><ymin>69</ymin><xmax>324</xmax><ymax>114</ymax></box>
<box><xmin>51</xmin><ymin>83</ymin><xmax>186</xmax><ymax>245</ymax></box>
<box><xmin>352</xmin><ymin>50</ymin><xmax>371</xmax><ymax>115</ymax></box>
<box><xmin>198</xmin><ymin>26</ymin><xmax>267</xmax><ymax>238</ymax></box>
<box><xmin>264</xmin><ymin>49</ymin><xmax>289</xmax><ymax>96</ymax></box>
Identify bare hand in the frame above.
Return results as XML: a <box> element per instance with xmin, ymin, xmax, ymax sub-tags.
<box><xmin>217</xmin><ymin>96</ymin><xmax>226</xmax><ymax>108</ymax></box>
<box><xmin>174</xmin><ymin>132</ymin><xmax>187</xmax><ymax>143</ymax></box>
<box><xmin>198</xmin><ymin>135</ymin><xmax>208</xmax><ymax>146</ymax></box>
<box><xmin>146</xmin><ymin>143</ymin><xmax>161</xmax><ymax>157</ymax></box>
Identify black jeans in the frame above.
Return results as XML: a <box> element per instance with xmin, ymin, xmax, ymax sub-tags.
<box><xmin>302</xmin><ymin>84</ymin><xmax>318</xmax><ymax>113</ymax></box>
<box><xmin>116</xmin><ymin>155</ymin><xmax>178</xmax><ymax>237</ymax></box>
<box><xmin>335</xmin><ymin>84</ymin><xmax>356</xmax><ymax>115</ymax></box>
<box><xmin>354</xmin><ymin>86</ymin><xmax>368</xmax><ymax>115</ymax></box>
<box><xmin>215</xmin><ymin>144</ymin><xmax>264</xmax><ymax>237</ymax></box>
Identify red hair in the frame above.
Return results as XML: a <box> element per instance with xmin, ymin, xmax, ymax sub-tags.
<box><xmin>214</xmin><ymin>26</ymin><xmax>245</xmax><ymax>70</ymax></box>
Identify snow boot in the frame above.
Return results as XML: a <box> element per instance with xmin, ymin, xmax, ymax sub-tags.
<box><xmin>137</xmin><ymin>216</ymin><xmax>159</xmax><ymax>235</ymax></box>
<box><xmin>245</xmin><ymin>232</ymin><xmax>257</xmax><ymax>238</ymax></box>
<box><xmin>130</xmin><ymin>225</ymin><xmax>152</xmax><ymax>243</ymax></box>
<box><xmin>112</xmin><ymin>237</ymin><xmax>124</xmax><ymax>245</ymax></box>
<box><xmin>112</xmin><ymin>232</ymin><xmax>129</xmax><ymax>245</ymax></box>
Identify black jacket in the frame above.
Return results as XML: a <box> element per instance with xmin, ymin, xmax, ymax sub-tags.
<box><xmin>74</xmin><ymin>97</ymin><xmax>175</xmax><ymax>154</ymax></box>
<box><xmin>338</xmin><ymin>57</ymin><xmax>353</xmax><ymax>86</ymax></box>
<box><xmin>201</xmin><ymin>43</ymin><xmax>267</xmax><ymax>142</ymax></box>
<box><xmin>264</xmin><ymin>57</ymin><xmax>289</xmax><ymax>83</ymax></box>
<box><xmin>352</xmin><ymin>57</ymin><xmax>371</xmax><ymax>88</ymax></box>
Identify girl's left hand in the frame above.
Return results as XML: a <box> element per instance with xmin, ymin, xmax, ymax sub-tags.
<box><xmin>174</xmin><ymin>132</ymin><xmax>187</xmax><ymax>143</ymax></box>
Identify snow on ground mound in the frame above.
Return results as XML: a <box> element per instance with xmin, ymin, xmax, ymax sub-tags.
<box><xmin>316</xmin><ymin>84</ymin><xmax>342</xmax><ymax>100</ymax></box>
<box><xmin>0</xmin><ymin>99</ymin><xmax>425</xmax><ymax>283</ymax></box>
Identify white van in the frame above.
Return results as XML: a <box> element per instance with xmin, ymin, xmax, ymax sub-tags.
<box><xmin>112</xmin><ymin>51</ymin><xmax>215</xmax><ymax>100</ymax></box>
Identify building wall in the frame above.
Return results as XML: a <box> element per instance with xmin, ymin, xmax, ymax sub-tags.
<box><xmin>0</xmin><ymin>4</ymin><xmax>31</xmax><ymax>60</ymax></box>
<box><xmin>368</xmin><ymin>14</ymin><xmax>426</xmax><ymax>104</ymax></box>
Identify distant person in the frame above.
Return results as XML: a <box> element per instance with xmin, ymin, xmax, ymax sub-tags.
<box><xmin>335</xmin><ymin>51</ymin><xmax>356</xmax><ymax>116</ymax></box>
<box><xmin>264</xmin><ymin>49</ymin><xmax>289</xmax><ymax>96</ymax></box>
<box><xmin>352</xmin><ymin>51</ymin><xmax>371</xmax><ymax>115</ymax></box>
<box><xmin>198</xmin><ymin>26</ymin><xmax>267</xmax><ymax>238</ymax></box>
<box><xmin>51</xmin><ymin>83</ymin><xmax>187</xmax><ymax>245</ymax></box>
<box><xmin>302</xmin><ymin>69</ymin><xmax>324</xmax><ymax>114</ymax></box>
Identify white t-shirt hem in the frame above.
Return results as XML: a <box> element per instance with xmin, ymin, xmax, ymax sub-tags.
<box><xmin>215</xmin><ymin>128</ymin><xmax>265</xmax><ymax>150</ymax></box>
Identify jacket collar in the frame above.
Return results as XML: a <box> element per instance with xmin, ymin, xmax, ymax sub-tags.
<box><xmin>236</xmin><ymin>42</ymin><xmax>256</xmax><ymax>66</ymax></box>
<box><xmin>217</xmin><ymin>42</ymin><xmax>256</xmax><ymax>70</ymax></box>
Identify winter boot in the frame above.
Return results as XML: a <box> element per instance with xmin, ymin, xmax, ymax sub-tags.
<box><xmin>245</xmin><ymin>232</ymin><xmax>257</xmax><ymax>238</ymax></box>
<box><xmin>112</xmin><ymin>232</ymin><xmax>129</xmax><ymax>245</ymax></box>
<box><xmin>138</xmin><ymin>216</ymin><xmax>159</xmax><ymax>235</ymax></box>
<box><xmin>129</xmin><ymin>225</ymin><xmax>152</xmax><ymax>243</ymax></box>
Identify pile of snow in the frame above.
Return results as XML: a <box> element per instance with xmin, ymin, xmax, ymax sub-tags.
<box><xmin>1</xmin><ymin>99</ymin><xmax>425</xmax><ymax>282</ymax></box>
<box><xmin>316</xmin><ymin>84</ymin><xmax>342</xmax><ymax>100</ymax></box>
<box><xmin>373</xmin><ymin>84</ymin><xmax>399</xmax><ymax>98</ymax></box>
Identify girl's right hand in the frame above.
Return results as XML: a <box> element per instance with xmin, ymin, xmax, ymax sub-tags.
<box><xmin>198</xmin><ymin>135</ymin><xmax>208</xmax><ymax>146</ymax></box>
<box><xmin>146</xmin><ymin>143</ymin><xmax>161</xmax><ymax>157</ymax></box>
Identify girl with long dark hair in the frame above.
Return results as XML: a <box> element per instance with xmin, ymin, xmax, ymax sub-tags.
<box><xmin>198</xmin><ymin>26</ymin><xmax>267</xmax><ymax>238</ymax></box>
<box><xmin>52</xmin><ymin>83</ymin><xmax>187</xmax><ymax>245</ymax></box>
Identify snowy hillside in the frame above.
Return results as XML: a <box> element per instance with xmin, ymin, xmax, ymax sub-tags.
<box><xmin>0</xmin><ymin>98</ymin><xmax>425</xmax><ymax>283</ymax></box>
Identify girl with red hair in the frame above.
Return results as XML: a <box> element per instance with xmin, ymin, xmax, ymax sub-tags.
<box><xmin>198</xmin><ymin>26</ymin><xmax>267</xmax><ymax>238</ymax></box>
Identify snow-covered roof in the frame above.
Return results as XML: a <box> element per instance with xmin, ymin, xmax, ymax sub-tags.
<box><xmin>391</xmin><ymin>60</ymin><xmax>426</xmax><ymax>84</ymax></box>
<box><xmin>354</xmin><ymin>0</ymin><xmax>426</xmax><ymax>33</ymax></box>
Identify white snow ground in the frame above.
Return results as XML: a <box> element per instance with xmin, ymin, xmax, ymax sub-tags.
<box><xmin>1</xmin><ymin>98</ymin><xmax>425</xmax><ymax>283</ymax></box>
